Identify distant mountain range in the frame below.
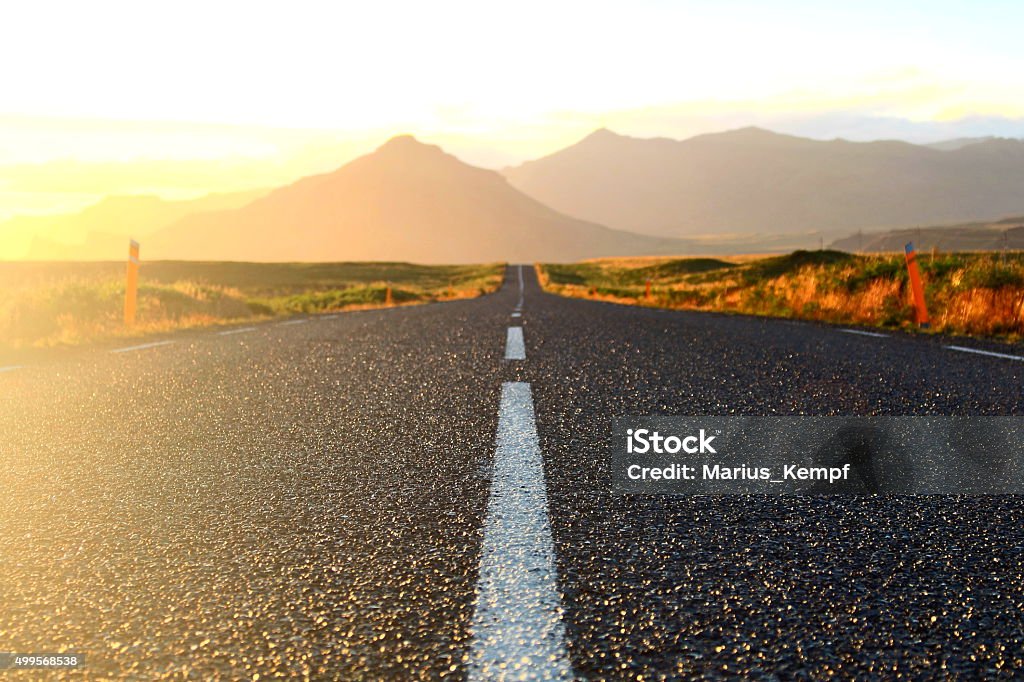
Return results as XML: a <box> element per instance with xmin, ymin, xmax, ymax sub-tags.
<box><xmin>143</xmin><ymin>135</ymin><xmax>688</xmax><ymax>262</ymax></box>
<box><xmin>830</xmin><ymin>216</ymin><xmax>1024</xmax><ymax>252</ymax></box>
<box><xmin>4</xmin><ymin>127</ymin><xmax>1024</xmax><ymax>262</ymax></box>
<box><xmin>923</xmin><ymin>136</ymin><xmax>997</xmax><ymax>151</ymax></box>
<box><xmin>0</xmin><ymin>190</ymin><xmax>266</xmax><ymax>260</ymax></box>
<box><xmin>502</xmin><ymin>127</ymin><xmax>1024</xmax><ymax>241</ymax></box>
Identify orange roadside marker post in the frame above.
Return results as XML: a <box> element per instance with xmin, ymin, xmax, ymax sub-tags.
<box><xmin>385</xmin><ymin>283</ymin><xmax>393</xmax><ymax>306</ymax></box>
<box><xmin>645</xmin><ymin>279</ymin><xmax>652</xmax><ymax>300</ymax></box>
<box><xmin>904</xmin><ymin>242</ymin><xmax>930</xmax><ymax>328</ymax></box>
<box><xmin>125</xmin><ymin>239</ymin><xmax>140</xmax><ymax>326</ymax></box>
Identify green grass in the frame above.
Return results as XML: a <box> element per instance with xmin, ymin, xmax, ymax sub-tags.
<box><xmin>538</xmin><ymin>252</ymin><xmax>1024</xmax><ymax>342</ymax></box>
<box><xmin>741</xmin><ymin>250</ymin><xmax>854</xmax><ymax>281</ymax></box>
<box><xmin>0</xmin><ymin>261</ymin><xmax>503</xmax><ymax>350</ymax></box>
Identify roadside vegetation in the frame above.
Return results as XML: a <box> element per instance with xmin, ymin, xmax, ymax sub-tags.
<box><xmin>0</xmin><ymin>261</ymin><xmax>503</xmax><ymax>350</ymax></box>
<box><xmin>537</xmin><ymin>251</ymin><xmax>1024</xmax><ymax>342</ymax></box>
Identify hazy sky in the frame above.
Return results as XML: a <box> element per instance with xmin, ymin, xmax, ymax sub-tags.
<box><xmin>2</xmin><ymin>0</ymin><xmax>1024</xmax><ymax>216</ymax></box>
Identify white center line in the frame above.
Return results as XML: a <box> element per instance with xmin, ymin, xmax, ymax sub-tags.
<box><xmin>0</xmin><ymin>365</ymin><xmax>23</xmax><ymax>373</ymax></box>
<box><xmin>505</xmin><ymin>326</ymin><xmax>525</xmax><ymax>360</ymax></box>
<box><xmin>516</xmin><ymin>264</ymin><xmax>525</xmax><ymax>310</ymax></box>
<box><xmin>218</xmin><ymin>326</ymin><xmax>257</xmax><ymax>336</ymax></box>
<box><xmin>511</xmin><ymin>312</ymin><xmax>521</xmax><ymax>318</ymax></box>
<box><xmin>110</xmin><ymin>340</ymin><xmax>175</xmax><ymax>354</ymax></box>
<box><xmin>839</xmin><ymin>328</ymin><xmax>889</xmax><ymax>338</ymax></box>
<box><xmin>468</xmin><ymin>382</ymin><xmax>574</xmax><ymax>682</ymax></box>
<box><xmin>946</xmin><ymin>345</ymin><xmax>1024</xmax><ymax>361</ymax></box>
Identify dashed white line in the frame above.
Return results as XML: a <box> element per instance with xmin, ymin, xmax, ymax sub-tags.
<box><xmin>277</xmin><ymin>319</ymin><xmax>308</xmax><ymax>326</ymax></box>
<box><xmin>110</xmin><ymin>340</ymin><xmax>175</xmax><ymax>354</ymax></box>
<box><xmin>505</xmin><ymin>326</ymin><xmax>525</xmax><ymax>360</ymax></box>
<box><xmin>946</xmin><ymin>345</ymin><xmax>1024</xmax><ymax>362</ymax></box>
<box><xmin>218</xmin><ymin>326</ymin><xmax>257</xmax><ymax>336</ymax></box>
<box><xmin>839</xmin><ymin>328</ymin><xmax>889</xmax><ymax>338</ymax></box>
<box><xmin>511</xmin><ymin>312</ymin><xmax>521</xmax><ymax>318</ymax></box>
<box><xmin>468</xmin><ymin>382</ymin><xmax>574</xmax><ymax>681</ymax></box>
<box><xmin>516</xmin><ymin>264</ymin><xmax>525</xmax><ymax>310</ymax></box>
<box><xmin>0</xmin><ymin>365</ymin><xmax>23</xmax><ymax>373</ymax></box>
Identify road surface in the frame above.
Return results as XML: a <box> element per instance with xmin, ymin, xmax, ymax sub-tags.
<box><xmin>1</xmin><ymin>265</ymin><xmax>1022</xmax><ymax>679</ymax></box>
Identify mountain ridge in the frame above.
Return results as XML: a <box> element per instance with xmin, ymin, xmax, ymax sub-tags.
<box><xmin>146</xmin><ymin>135</ymin><xmax>692</xmax><ymax>263</ymax></box>
<box><xmin>502</xmin><ymin>127</ymin><xmax>1024</xmax><ymax>240</ymax></box>
<box><xmin>2</xmin><ymin>189</ymin><xmax>267</xmax><ymax>260</ymax></box>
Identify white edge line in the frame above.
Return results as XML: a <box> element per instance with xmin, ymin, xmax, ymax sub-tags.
<box><xmin>277</xmin><ymin>319</ymin><xmax>308</xmax><ymax>326</ymax></box>
<box><xmin>0</xmin><ymin>365</ymin><xmax>24</xmax><ymax>373</ymax></box>
<box><xmin>839</xmin><ymin>328</ymin><xmax>889</xmax><ymax>338</ymax></box>
<box><xmin>946</xmin><ymin>345</ymin><xmax>1024</xmax><ymax>361</ymax></box>
<box><xmin>468</xmin><ymin>381</ymin><xmax>574</xmax><ymax>681</ymax></box>
<box><xmin>217</xmin><ymin>326</ymin><xmax>257</xmax><ymax>336</ymax></box>
<box><xmin>111</xmin><ymin>340</ymin><xmax>175</xmax><ymax>354</ymax></box>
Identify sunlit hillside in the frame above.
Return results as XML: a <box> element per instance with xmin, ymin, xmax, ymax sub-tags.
<box><xmin>538</xmin><ymin>251</ymin><xmax>1024</xmax><ymax>341</ymax></box>
<box><xmin>0</xmin><ymin>190</ymin><xmax>266</xmax><ymax>260</ymax></box>
<box><xmin>0</xmin><ymin>260</ymin><xmax>502</xmax><ymax>350</ymax></box>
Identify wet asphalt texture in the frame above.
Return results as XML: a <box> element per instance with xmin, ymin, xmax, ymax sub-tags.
<box><xmin>1</xmin><ymin>265</ymin><xmax>1022</xmax><ymax>679</ymax></box>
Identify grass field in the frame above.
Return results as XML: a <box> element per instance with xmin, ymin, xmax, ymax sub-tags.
<box><xmin>0</xmin><ymin>261</ymin><xmax>503</xmax><ymax>350</ymax></box>
<box><xmin>537</xmin><ymin>251</ymin><xmax>1024</xmax><ymax>342</ymax></box>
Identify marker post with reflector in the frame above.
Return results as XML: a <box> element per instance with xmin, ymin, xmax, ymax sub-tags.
<box><xmin>125</xmin><ymin>239</ymin><xmax>140</xmax><ymax>326</ymax></box>
<box><xmin>904</xmin><ymin>242</ymin><xmax>930</xmax><ymax>328</ymax></box>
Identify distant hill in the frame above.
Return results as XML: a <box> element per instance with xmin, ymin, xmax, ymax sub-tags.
<box><xmin>1</xmin><ymin>190</ymin><xmax>266</xmax><ymax>260</ymax></box>
<box><xmin>924</xmin><ymin>137</ymin><xmax>996</xmax><ymax>151</ymax></box>
<box><xmin>147</xmin><ymin>136</ymin><xmax>691</xmax><ymax>263</ymax></box>
<box><xmin>830</xmin><ymin>217</ymin><xmax>1024</xmax><ymax>252</ymax></box>
<box><xmin>502</xmin><ymin>127</ymin><xmax>1024</xmax><ymax>240</ymax></box>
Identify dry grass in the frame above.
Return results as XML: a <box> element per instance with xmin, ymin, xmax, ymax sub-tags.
<box><xmin>537</xmin><ymin>251</ymin><xmax>1024</xmax><ymax>342</ymax></box>
<box><xmin>0</xmin><ymin>261</ymin><xmax>504</xmax><ymax>350</ymax></box>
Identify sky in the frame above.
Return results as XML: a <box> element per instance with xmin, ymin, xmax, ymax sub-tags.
<box><xmin>2</xmin><ymin>0</ymin><xmax>1024</xmax><ymax>218</ymax></box>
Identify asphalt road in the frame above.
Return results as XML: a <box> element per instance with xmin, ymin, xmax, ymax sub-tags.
<box><xmin>1</xmin><ymin>265</ymin><xmax>1022</xmax><ymax>679</ymax></box>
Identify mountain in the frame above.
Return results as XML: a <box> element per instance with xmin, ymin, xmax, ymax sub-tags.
<box><xmin>830</xmin><ymin>216</ymin><xmax>1024</xmax><ymax>252</ymax></box>
<box><xmin>502</xmin><ymin>127</ymin><xmax>1024</xmax><ymax>240</ymax></box>
<box><xmin>147</xmin><ymin>136</ymin><xmax>691</xmax><ymax>263</ymax></box>
<box><xmin>1</xmin><ymin>190</ymin><xmax>266</xmax><ymax>260</ymax></box>
<box><xmin>925</xmin><ymin>136</ymin><xmax>996</xmax><ymax>151</ymax></box>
